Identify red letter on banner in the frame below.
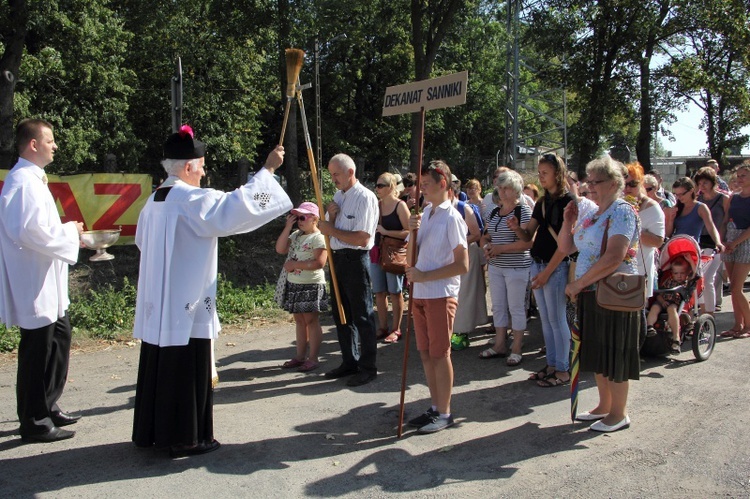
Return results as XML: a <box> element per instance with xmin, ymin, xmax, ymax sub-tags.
<box><xmin>49</xmin><ymin>183</ymin><xmax>87</xmax><ymax>229</ymax></box>
<box><xmin>92</xmin><ymin>183</ymin><xmax>141</xmax><ymax>236</ymax></box>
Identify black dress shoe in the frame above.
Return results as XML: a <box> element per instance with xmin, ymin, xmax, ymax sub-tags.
<box><xmin>346</xmin><ymin>371</ymin><xmax>377</xmax><ymax>386</ymax></box>
<box><xmin>324</xmin><ymin>365</ymin><xmax>358</xmax><ymax>379</ymax></box>
<box><xmin>21</xmin><ymin>426</ymin><xmax>75</xmax><ymax>443</ymax></box>
<box><xmin>51</xmin><ymin>411</ymin><xmax>82</xmax><ymax>427</ymax></box>
<box><xmin>170</xmin><ymin>439</ymin><xmax>221</xmax><ymax>458</ymax></box>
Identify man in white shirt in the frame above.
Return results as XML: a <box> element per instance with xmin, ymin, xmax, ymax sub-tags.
<box><xmin>131</xmin><ymin>126</ymin><xmax>291</xmax><ymax>457</ymax></box>
<box><xmin>318</xmin><ymin>153</ymin><xmax>379</xmax><ymax>386</ymax></box>
<box><xmin>0</xmin><ymin>119</ymin><xmax>84</xmax><ymax>443</ymax></box>
<box><xmin>405</xmin><ymin>160</ymin><xmax>468</xmax><ymax>434</ymax></box>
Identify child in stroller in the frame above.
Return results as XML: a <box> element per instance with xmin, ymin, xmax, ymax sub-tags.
<box><xmin>647</xmin><ymin>256</ymin><xmax>691</xmax><ymax>354</ymax></box>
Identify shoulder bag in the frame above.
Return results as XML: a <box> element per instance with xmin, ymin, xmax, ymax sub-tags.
<box><xmin>595</xmin><ymin>213</ymin><xmax>646</xmax><ymax>312</ymax></box>
<box><xmin>379</xmin><ymin>200</ymin><xmax>408</xmax><ymax>275</ymax></box>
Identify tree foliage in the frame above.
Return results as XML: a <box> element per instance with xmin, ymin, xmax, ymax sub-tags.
<box><xmin>1</xmin><ymin>0</ymin><xmax>748</xmax><ymax>184</ymax></box>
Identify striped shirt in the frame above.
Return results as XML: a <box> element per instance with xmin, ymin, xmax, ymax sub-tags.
<box><xmin>329</xmin><ymin>181</ymin><xmax>379</xmax><ymax>250</ymax></box>
<box><xmin>486</xmin><ymin>202</ymin><xmax>532</xmax><ymax>268</ymax></box>
<box><xmin>412</xmin><ymin>200</ymin><xmax>468</xmax><ymax>299</ymax></box>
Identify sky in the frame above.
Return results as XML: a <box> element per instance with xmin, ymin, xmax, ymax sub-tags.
<box><xmin>661</xmin><ymin>102</ymin><xmax>750</xmax><ymax>157</ymax></box>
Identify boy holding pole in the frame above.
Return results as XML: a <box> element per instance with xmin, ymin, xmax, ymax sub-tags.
<box><xmin>405</xmin><ymin>160</ymin><xmax>468</xmax><ymax>433</ymax></box>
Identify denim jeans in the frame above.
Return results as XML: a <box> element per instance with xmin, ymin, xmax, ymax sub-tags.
<box><xmin>330</xmin><ymin>249</ymin><xmax>377</xmax><ymax>375</ymax></box>
<box><xmin>531</xmin><ymin>261</ymin><xmax>571</xmax><ymax>372</ymax></box>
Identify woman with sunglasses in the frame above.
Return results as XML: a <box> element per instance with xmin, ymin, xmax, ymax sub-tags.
<box><xmin>694</xmin><ymin>166</ymin><xmax>730</xmax><ymax>315</ymax></box>
<box><xmin>371</xmin><ymin>172</ymin><xmax>410</xmax><ymax>343</ymax></box>
<box><xmin>719</xmin><ymin>162</ymin><xmax>750</xmax><ymax>338</ymax></box>
<box><xmin>275</xmin><ymin>202</ymin><xmax>329</xmax><ymax>372</ymax></box>
<box><xmin>665</xmin><ymin>177</ymin><xmax>724</xmax><ymax>254</ymax></box>
<box><xmin>623</xmin><ymin>162</ymin><xmax>664</xmax><ymax>317</ymax></box>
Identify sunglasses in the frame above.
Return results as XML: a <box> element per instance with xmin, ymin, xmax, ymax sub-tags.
<box><xmin>579</xmin><ymin>191</ymin><xmax>590</xmax><ymax>197</ymax></box>
<box><xmin>645</xmin><ymin>187</ymin><xmax>654</xmax><ymax>192</ymax></box>
<box><xmin>625</xmin><ymin>180</ymin><xmax>640</xmax><ymax>188</ymax></box>
<box><xmin>375</xmin><ymin>183</ymin><xmax>389</xmax><ymax>189</ymax></box>
<box><xmin>588</xmin><ymin>179</ymin><xmax>609</xmax><ymax>186</ymax></box>
<box><xmin>296</xmin><ymin>214</ymin><xmax>313</xmax><ymax>222</ymax></box>
<box><xmin>540</xmin><ymin>153</ymin><xmax>559</xmax><ymax>167</ymax></box>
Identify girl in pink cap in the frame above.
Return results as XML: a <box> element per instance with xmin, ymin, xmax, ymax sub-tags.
<box><xmin>275</xmin><ymin>201</ymin><xmax>329</xmax><ymax>371</ymax></box>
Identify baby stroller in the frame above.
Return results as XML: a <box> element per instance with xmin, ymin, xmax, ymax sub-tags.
<box><xmin>641</xmin><ymin>235</ymin><xmax>716</xmax><ymax>361</ymax></box>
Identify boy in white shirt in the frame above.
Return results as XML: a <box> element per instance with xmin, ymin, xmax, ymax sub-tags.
<box><xmin>405</xmin><ymin>160</ymin><xmax>468</xmax><ymax>434</ymax></box>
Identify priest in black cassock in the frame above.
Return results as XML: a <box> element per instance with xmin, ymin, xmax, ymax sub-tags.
<box><xmin>131</xmin><ymin>126</ymin><xmax>292</xmax><ymax>457</ymax></box>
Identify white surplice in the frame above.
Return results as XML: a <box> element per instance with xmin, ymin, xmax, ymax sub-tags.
<box><xmin>0</xmin><ymin>159</ymin><xmax>80</xmax><ymax>329</ymax></box>
<box><xmin>133</xmin><ymin>167</ymin><xmax>292</xmax><ymax>347</ymax></box>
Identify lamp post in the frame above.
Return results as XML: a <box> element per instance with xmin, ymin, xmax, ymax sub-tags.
<box><xmin>314</xmin><ymin>34</ymin><xmax>347</xmax><ymax>184</ymax></box>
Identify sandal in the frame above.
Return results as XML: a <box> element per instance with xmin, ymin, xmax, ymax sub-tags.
<box><xmin>528</xmin><ymin>366</ymin><xmax>554</xmax><ymax>381</ymax></box>
<box><xmin>384</xmin><ymin>330</ymin><xmax>401</xmax><ymax>343</ymax></box>
<box><xmin>376</xmin><ymin>328</ymin><xmax>390</xmax><ymax>340</ymax></box>
<box><xmin>732</xmin><ymin>329</ymin><xmax>750</xmax><ymax>339</ymax></box>
<box><xmin>720</xmin><ymin>328</ymin><xmax>743</xmax><ymax>337</ymax></box>
<box><xmin>479</xmin><ymin>347</ymin><xmax>506</xmax><ymax>359</ymax></box>
<box><xmin>669</xmin><ymin>339</ymin><xmax>681</xmax><ymax>354</ymax></box>
<box><xmin>282</xmin><ymin>358</ymin><xmax>305</xmax><ymax>368</ymax></box>
<box><xmin>537</xmin><ymin>371</ymin><xmax>570</xmax><ymax>388</ymax></box>
<box><xmin>298</xmin><ymin>360</ymin><xmax>319</xmax><ymax>372</ymax></box>
<box><xmin>506</xmin><ymin>353</ymin><xmax>523</xmax><ymax>366</ymax></box>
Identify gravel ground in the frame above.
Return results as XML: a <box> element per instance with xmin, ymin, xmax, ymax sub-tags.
<box><xmin>1</xmin><ymin>285</ymin><xmax>749</xmax><ymax>497</ymax></box>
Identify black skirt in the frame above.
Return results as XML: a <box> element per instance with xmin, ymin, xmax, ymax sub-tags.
<box><xmin>132</xmin><ymin>338</ymin><xmax>214</xmax><ymax>448</ymax></box>
<box><xmin>577</xmin><ymin>291</ymin><xmax>641</xmax><ymax>382</ymax></box>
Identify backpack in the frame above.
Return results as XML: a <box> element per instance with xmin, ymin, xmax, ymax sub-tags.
<box><xmin>456</xmin><ymin>200</ymin><xmax>485</xmax><ymax>233</ymax></box>
<box><xmin>485</xmin><ymin>204</ymin><xmax>522</xmax><ymax>233</ymax></box>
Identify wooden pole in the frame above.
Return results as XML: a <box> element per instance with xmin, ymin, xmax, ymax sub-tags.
<box><xmin>295</xmin><ymin>84</ymin><xmax>347</xmax><ymax>324</ymax></box>
<box><xmin>397</xmin><ymin>107</ymin><xmax>425</xmax><ymax>438</ymax></box>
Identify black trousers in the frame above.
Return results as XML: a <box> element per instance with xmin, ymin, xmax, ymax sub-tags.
<box><xmin>330</xmin><ymin>249</ymin><xmax>378</xmax><ymax>375</ymax></box>
<box><xmin>17</xmin><ymin>315</ymin><xmax>72</xmax><ymax>436</ymax></box>
<box><xmin>132</xmin><ymin>338</ymin><xmax>214</xmax><ymax>448</ymax></box>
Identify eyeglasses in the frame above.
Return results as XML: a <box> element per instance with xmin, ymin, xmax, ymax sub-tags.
<box><xmin>375</xmin><ymin>183</ymin><xmax>389</xmax><ymax>189</ymax></box>
<box><xmin>673</xmin><ymin>190</ymin><xmax>690</xmax><ymax>197</ymax></box>
<box><xmin>588</xmin><ymin>179</ymin><xmax>610</xmax><ymax>186</ymax></box>
<box><xmin>625</xmin><ymin>180</ymin><xmax>640</xmax><ymax>188</ymax></box>
<box><xmin>579</xmin><ymin>191</ymin><xmax>590</xmax><ymax>197</ymax></box>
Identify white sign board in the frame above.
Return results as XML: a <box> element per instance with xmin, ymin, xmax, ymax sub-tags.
<box><xmin>382</xmin><ymin>71</ymin><xmax>468</xmax><ymax>116</ymax></box>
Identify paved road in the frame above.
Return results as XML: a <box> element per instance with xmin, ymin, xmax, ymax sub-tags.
<box><xmin>1</xmin><ymin>287</ymin><xmax>749</xmax><ymax>497</ymax></box>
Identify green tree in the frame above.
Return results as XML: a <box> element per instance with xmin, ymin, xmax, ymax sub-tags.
<box><xmin>2</xmin><ymin>0</ymin><xmax>137</xmax><ymax>172</ymax></box>
<box><xmin>666</xmin><ymin>0</ymin><xmax>750</xmax><ymax>162</ymax></box>
<box><xmin>0</xmin><ymin>0</ymin><xmax>29</xmax><ymax>170</ymax></box>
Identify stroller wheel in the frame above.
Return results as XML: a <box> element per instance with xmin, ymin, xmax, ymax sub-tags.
<box><xmin>692</xmin><ymin>314</ymin><xmax>716</xmax><ymax>361</ymax></box>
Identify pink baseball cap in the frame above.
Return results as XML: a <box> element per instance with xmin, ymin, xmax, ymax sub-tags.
<box><xmin>291</xmin><ymin>201</ymin><xmax>319</xmax><ymax>218</ymax></box>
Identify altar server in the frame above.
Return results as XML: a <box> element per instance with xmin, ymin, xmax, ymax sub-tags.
<box><xmin>0</xmin><ymin>118</ymin><xmax>84</xmax><ymax>443</ymax></box>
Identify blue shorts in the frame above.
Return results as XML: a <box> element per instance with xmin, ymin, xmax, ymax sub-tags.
<box><xmin>369</xmin><ymin>261</ymin><xmax>404</xmax><ymax>294</ymax></box>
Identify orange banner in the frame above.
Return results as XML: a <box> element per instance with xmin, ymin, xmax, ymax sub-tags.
<box><xmin>0</xmin><ymin>171</ymin><xmax>152</xmax><ymax>245</ymax></box>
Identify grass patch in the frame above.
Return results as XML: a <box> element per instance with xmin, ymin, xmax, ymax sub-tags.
<box><xmin>0</xmin><ymin>274</ymin><xmax>287</xmax><ymax>353</ymax></box>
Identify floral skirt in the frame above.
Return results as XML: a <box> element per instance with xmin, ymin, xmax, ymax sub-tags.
<box><xmin>283</xmin><ymin>282</ymin><xmax>329</xmax><ymax>314</ymax></box>
<box><xmin>724</xmin><ymin>222</ymin><xmax>750</xmax><ymax>264</ymax></box>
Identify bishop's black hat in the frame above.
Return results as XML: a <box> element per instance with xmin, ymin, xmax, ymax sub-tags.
<box><xmin>163</xmin><ymin>125</ymin><xmax>206</xmax><ymax>159</ymax></box>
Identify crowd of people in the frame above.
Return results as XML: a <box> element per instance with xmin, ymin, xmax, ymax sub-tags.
<box><xmin>2</xmin><ymin>117</ymin><xmax>749</xmax><ymax>453</ymax></box>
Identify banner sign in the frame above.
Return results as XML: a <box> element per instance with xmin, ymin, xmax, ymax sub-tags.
<box><xmin>0</xmin><ymin>171</ymin><xmax>152</xmax><ymax>245</ymax></box>
<box><xmin>382</xmin><ymin>71</ymin><xmax>469</xmax><ymax>116</ymax></box>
